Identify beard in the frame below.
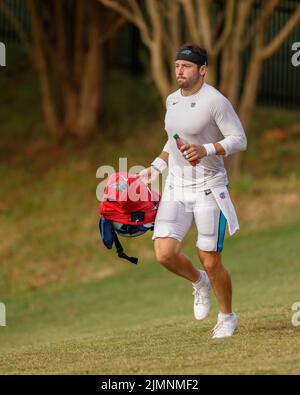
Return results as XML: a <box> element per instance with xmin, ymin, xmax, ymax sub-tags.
<box><xmin>176</xmin><ymin>74</ymin><xmax>200</xmax><ymax>89</ymax></box>
<box><xmin>176</xmin><ymin>78</ymin><xmax>188</xmax><ymax>88</ymax></box>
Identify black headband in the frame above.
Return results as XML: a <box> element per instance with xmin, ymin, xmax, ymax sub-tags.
<box><xmin>175</xmin><ymin>49</ymin><xmax>208</xmax><ymax>66</ymax></box>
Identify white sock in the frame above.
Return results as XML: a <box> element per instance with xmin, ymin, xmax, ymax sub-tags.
<box><xmin>192</xmin><ymin>270</ymin><xmax>206</xmax><ymax>287</ymax></box>
<box><xmin>219</xmin><ymin>312</ymin><xmax>234</xmax><ymax>320</ymax></box>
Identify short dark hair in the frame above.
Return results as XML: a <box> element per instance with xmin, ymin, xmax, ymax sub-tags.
<box><xmin>178</xmin><ymin>43</ymin><xmax>208</xmax><ymax>66</ymax></box>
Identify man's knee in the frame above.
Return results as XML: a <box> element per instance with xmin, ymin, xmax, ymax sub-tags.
<box><xmin>198</xmin><ymin>251</ymin><xmax>221</xmax><ymax>278</ymax></box>
<box><xmin>154</xmin><ymin>238</ymin><xmax>180</xmax><ymax>267</ymax></box>
<box><xmin>155</xmin><ymin>247</ymin><xmax>178</xmax><ymax>267</ymax></box>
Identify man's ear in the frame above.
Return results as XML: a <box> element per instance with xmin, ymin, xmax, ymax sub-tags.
<box><xmin>199</xmin><ymin>65</ymin><xmax>207</xmax><ymax>76</ymax></box>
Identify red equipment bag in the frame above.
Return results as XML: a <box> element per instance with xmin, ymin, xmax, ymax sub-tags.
<box><xmin>99</xmin><ymin>172</ymin><xmax>160</xmax><ymax>264</ymax></box>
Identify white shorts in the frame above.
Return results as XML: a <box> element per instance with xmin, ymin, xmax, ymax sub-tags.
<box><xmin>152</xmin><ymin>182</ymin><xmax>227</xmax><ymax>252</ymax></box>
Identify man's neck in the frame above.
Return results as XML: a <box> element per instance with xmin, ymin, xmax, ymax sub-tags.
<box><xmin>181</xmin><ymin>80</ymin><xmax>204</xmax><ymax>97</ymax></box>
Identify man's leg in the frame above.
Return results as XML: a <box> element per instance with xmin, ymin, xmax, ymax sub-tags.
<box><xmin>197</xmin><ymin>250</ymin><xmax>237</xmax><ymax>338</ymax></box>
<box><xmin>153</xmin><ymin>197</ymin><xmax>199</xmax><ymax>282</ymax></box>
<box><xmin>154</xmin><ymin>237</ymin><xmax>211</xmax><ymax>320</ymax></box>
<box><xmin>154</xmin><ymin>237</ymin><xmax>200</xmax><ymax>283</ymax></box>
<box><xmin>153</xmin><ymin>196</ymin><xmax>210</xmax><ymax>320</ymax></box>
<box><xmin>193</xmin><ymin>192</ymin><xmax>237</xmax><ymax>337</ymax></box>
<box><xmin>197</xmin><ymin>250</ymin><xmax>232</xmax><ymax>313</ymax></box>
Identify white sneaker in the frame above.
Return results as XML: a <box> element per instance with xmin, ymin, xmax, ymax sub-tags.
<box><xmin>192</xmin><ymin>270</ymin><xmax>211</xmax><ymax>320</ymax></box>
<box><xmin>212</xmin><ymin>312</ymin><xmax>238</xmax><ymax>339</ymax></box>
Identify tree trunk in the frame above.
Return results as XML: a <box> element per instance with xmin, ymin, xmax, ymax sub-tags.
<box><xmin>238</xmin><ymin>55</ymin><xmax>264</xmax><ymax>133</ymax></box>
<box><xmin>62</xmin><ymin>85</ymin><xmax>79</xmax><ymax>135</ymax></box>
<box><xmin>28</xmin><ymin>0</ymin><xmax>62</xmax><ymax>137</ymax></box>
<box><xmin>38</xmin><ymin>73</ymin><xmax>62</xmax><ymax>137</ymax></box>
<box><xmin>150</xmin><ymin>44</ymin><xmax>171</xmax><ymax>102</ymax></box>
<box><xmin>224</xmin><ymin>41</ymin><xmax>241</xmax><ymax>109</ymax></box>
<box><xmin>226</xmin><ymin>49</ymin><xmax>264</xmax><ymax>178</ymax></box>
<box><xmin>206</xmin><ymin>55</ymin><xmax>217</xmax><ymax>87</ymax></box>
<box><xmin>76</xmin><ymin>2</ymin><xmax>102</xmax><ymax>136</ymax></box>
<box><xmin>18</xmin><ymin>0</ymin><xmax>119</xmax><ymax>137</ymax></box>
<box><xmin>219</xmin><ymin>41</ymin><xmax>232</xmax><ymax>95</ymax></box>
<box><xmin>98</xmin><ymin>40</ymin><xmax>110</xmax><ymax>121</ymax></box>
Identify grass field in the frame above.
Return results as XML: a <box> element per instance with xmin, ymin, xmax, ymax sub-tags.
<box><xmin>0</xmin><ymin>220</ymin><xmax>300</xmax><ymax>374</ymax></box>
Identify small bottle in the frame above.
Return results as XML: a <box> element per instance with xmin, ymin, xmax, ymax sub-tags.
<box><xmin>173</xmin><ymin>133</ymin><xmax>199</xmax><ymax>166</ymax></box>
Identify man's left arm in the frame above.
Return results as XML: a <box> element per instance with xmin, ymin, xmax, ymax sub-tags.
<box><xmin>180</xmin><ymin>97</ymin><xmax>247</xmax><ymax>162</ymax></box>
<box><xmin>180</xmin><ymin>141</ymin><xmax>226</xmax><ymax>161</ymax></box>
<box><xmin>210</xmin><ymin>97</ymin><xmax>247</xmax><ymax>157</ymax></box>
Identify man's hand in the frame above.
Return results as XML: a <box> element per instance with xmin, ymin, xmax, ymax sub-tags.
<box><xmin>137</xmin><ymin>166</ymin><xmax>160</xmax><ymax>185</ymax></box>
<box><xmin>180</xmin><ymin>144</ymin><xmax>207</xmax><ymax>163</ymax></box>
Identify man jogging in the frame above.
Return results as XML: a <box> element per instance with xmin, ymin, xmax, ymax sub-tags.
<box><xmin>139</xmin><ymin>43</ymin><xmax>247</xmax><ymax>338</ymax></box>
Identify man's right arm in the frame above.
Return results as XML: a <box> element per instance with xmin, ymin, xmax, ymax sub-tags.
<box><xmin>159</xmin><ymin>150</ymin><xmax>169</xmax><ymax>163</ymax></box>
<box><xmin>138</xmin><ymin>142</ymin><xmax>169</xmax><ymax>184</ymax></box>
<box><xmin>160</xmin><ymin>141</ymin><xmax>169</xmax><ymax>163</ymax></box>
<box><xmin>151</xmin><ymin>141</ymin><xmax>169</xmax><ymax>172</ymax></box>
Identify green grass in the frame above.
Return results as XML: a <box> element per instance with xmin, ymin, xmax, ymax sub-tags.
<box><xmin>0</xmin><ymin>221</ymin><xmax>300</xmax><ymax>374</ymax></box>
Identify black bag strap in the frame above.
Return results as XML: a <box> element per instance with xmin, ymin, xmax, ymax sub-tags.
<box><xmin>110</xmin><ymin>223</ymin><xmax>138</xmax><ymax>265</ymax></box>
